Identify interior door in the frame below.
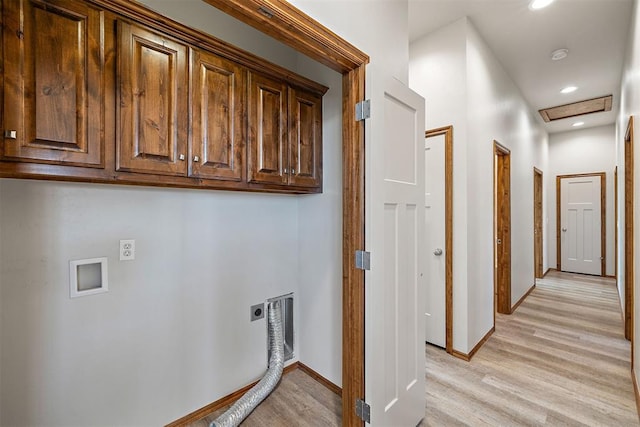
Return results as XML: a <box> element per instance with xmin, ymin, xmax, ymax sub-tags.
<box><xmin>425</xmin><ymin>132</ymin><xmax>446</xmax><ymax>347</ymax></box>
<box><xmin>560</xmin><ymin>176</ymin><xmax>602</xmax><ymax>275</ymax></box>
<box><xmin>365</xmin><ymin>69</ymin><xmax>426</xmax><ymax>426</ymax></box>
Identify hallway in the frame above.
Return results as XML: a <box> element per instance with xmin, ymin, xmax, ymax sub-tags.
<box><xmin>424</xmin><ymin>270</ymin><xmax>638</xmax><ymax>426</ymax></box>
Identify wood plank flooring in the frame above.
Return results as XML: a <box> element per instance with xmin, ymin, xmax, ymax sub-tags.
<box><xmin>188</xmin><ymin>270</ymin><xmax>637</xmax><ymax>426</ymax></box>
<box><xmin>424</xmin><ymin>270</ymin><xmax>638</xmax><ymax>426</ymax></box>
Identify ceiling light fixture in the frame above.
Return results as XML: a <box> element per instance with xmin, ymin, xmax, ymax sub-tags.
<box><xmin>551</xmin><ymin>48</ymin><xmax>569</xmax><ymax>61</ymax></box>
<box><xmin>572</xmin><ymin>121</ymin><xmax>585</xmax><ymax>127</ymax></box>
<box><xmin>529</xmin><ymin>0</ymin><xmax>555</xmax><ymax>10</ymax></box>
<box><xmin>561</xmin><ymin>86</ymin><xmax>578</xmax><ymax>94</ymax></box>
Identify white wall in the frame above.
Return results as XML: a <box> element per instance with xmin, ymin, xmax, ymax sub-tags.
<box><xmin>289</xmin><ymin>0</ymin><xmax>410</xmax><ymax>83</ymax></box>
<box><xmin>409</xmin><ymin>18</ymin><xmax>549</xmax><ymax>353</ymax></box>
<box><xmin>618</xmin><ymin>0</ymin><xmax>640</xmax><ymax>386</ymax></box>
<box><xmin>0</xmin><ymin>1</ymin><xmax>343</xmax><ymax>425</ymax></box>
<box><xmin>409</xmin><ymin>19</ymin><xmax>469</xmax><ymax>352</ymax></box>
<box><xmin>547</xmin><ymin>125</ymin><xmax>616</xmax><ymax>276</ymax></box>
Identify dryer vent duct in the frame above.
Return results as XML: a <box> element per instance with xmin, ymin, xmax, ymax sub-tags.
<box><xmin>210</xmin><ymin>299</ymin><xmax>284</xmax><ymax>427</ymax></box>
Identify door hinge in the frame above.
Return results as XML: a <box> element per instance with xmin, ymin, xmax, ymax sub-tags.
<box><xmin>355</xmin><ymin>398</ymin><xmax>371</xmax><ymax>423</ymax></box>
<box><xmin>355</xmin><ymin>250</ymin><xmax>371</xmax><ymax>271</ymax></box>
<box><xmin>355</xmin><ymin>100</ymin><xmax>371</xmax><ymax>121</ymax></box>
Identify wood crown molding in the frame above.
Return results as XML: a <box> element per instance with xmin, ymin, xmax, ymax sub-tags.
<box><xmin>201</xmin><ymin>0</ymin><xmax>369</xmax><ymax>73</ymax></box>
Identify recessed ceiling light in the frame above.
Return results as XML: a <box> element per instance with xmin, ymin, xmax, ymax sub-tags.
<box><xmin>561</xmin><ymin>86</ymin><xmax>578</xmax><ymax>94</ymax></box>
<box><xmin>529</xmin><ymin>0</ymin><xmax>555</xmax><ymax>10</ymax></box>
<box><xmin>551</xmin><ymin>48</ymin><xmax>569</xmax><ymax>61</ymax></box>
<box><xmin>572</xmin><ymin>122</ymin><xmax>585</xmax><ymax>127</ymax></box>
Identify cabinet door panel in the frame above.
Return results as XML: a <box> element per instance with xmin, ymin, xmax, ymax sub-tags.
<box><xmin>191</xmin><ymin>48</ymin><xmax>245</xmax><ymax>181</ymax></box>
<box><xmin>117</xmin><ymin>21</ymin><xmax>187</xmax><ymax>176</ymax></box>
<box><xmin>2</xmin><ymin>0</ymin><xmax>104</xmax><ymax>166</ymax></box>
<box><xmin>248</xmin><ymin>72</ymin><xmax>287</xmax><ymax>185</ymax></box>
<box><xmin>289</xmin><ymin>87</ymin><xmax>322</xmax><ymax>188</ymax></box>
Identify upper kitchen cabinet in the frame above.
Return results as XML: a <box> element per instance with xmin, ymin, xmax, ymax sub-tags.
<box><xmin>248</xmin><ymin>73</ymin><xmax>324</xmax><ymax>190</ymax></box>
<box><xmin>190</xmin><ymin>47</ymin><xmax>245</xmax><ymax>182</ymax></box>
<box><xmin>2</xmin><ymin>0</ymin><xmax>105</xmax><ymax>167</ymax></box>
<box><xmin>116</xmin><ymin>20</ymin><xmax>188</xmax><ymax>177</ymax></box>
<box><xmin>247</xmin><ymin>72</ymin><xmax>288</xmax><ymax>186</ymax></box>
<box><xmin>288</xmin><ymin>87</ymin><xmax>322</xmax><ymax>189</ymax></box>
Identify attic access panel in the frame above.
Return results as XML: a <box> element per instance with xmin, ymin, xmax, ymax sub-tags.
<box><xmin>539</xmin><ymin>95</ymin><xmax>613</xmax><ymax>122</ymax></box>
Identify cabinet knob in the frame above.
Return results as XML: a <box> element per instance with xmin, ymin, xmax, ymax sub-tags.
<box><xmin>284</xmin><ymin>168</ymin><xmax>288</xmax><ymax>174</ymax></box>
<box><xmin>193</xmin><ymin>156</ymin><xmax>200</xmax><ymax>162</ymax></box>
<box><xmin>179</xmin><ymin>154</ymin><xmax>185</xmax><ymax>161</ymax></box>
<box><xmin>291</xmin><ymin>168</ymin><xmax>295</xmax><ymax>175</ymax></box>
<box><xmin>4</xmin><ymin>130</ymin><xmax>16</xmax><ymax>139</ymax></box>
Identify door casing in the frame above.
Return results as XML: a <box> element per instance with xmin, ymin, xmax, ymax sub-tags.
<box><xmin>534</xmin><ymin>168</ymin><xmax>544</xmax><ymax>279</ymax></box>
<box><xmin>625</xmin><ymin>117</ymin><xmax>634</xmax><ymax>349</ymax></box>
<box><xmin>494</xmin><ymin>141</ymin><xmax>511</xmax><ymax>315</ymax></box>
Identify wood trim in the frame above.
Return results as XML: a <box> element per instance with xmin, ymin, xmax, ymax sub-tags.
<box><xmin>298</xmin><ymin>363</ymin><xmax>342</xmax><ymax>396</ymax></box>
<box><xmin>615</xmin><ymin>166</ymin><xmax>619</xmax><ymax>279</ymax></box>
<box><xmin>543</xmin><ymin>268</ymin><xmax>554</xmax><ymax>277</ymax></box>
<box><xmin>425</xmin><ymin>126</ymin><xmax>454</xmax><ymax>355</ymax></box>
<box><xmin>494</xmin><ymin>142</ymin><xmax>511</xmax><ymax>316</ymax></box>
<box><xmin>341</xmin><ymin>66</ymin><xmax>366</xmax><ymax>427</ymax></box>
<box><xmin>534</xmin><ymin>167</ymin><xmax>544</xmax><ymax>279</ymax></box>
<box><xmin>201</xmin><ymin>0</ymin><xmax>369</xmax><ymax>73</ymax></box>
<box><xmin>452</xmin><ymin>327</ymin><xmax>496</xmax><ymax>362</ymax></box>
<box><xmin>625</xmin><ymin>117</ymin><xmax>635</xmax><ymax>354</ymax></box>
<box><xmin>511</xmin><ymin>283</ymin><xmax>536</xmax><ymax>313</ymax></box>
<box><xmin>633</xmin><ymin>368</ymin><xmax>640</xmax><ymax>423</ymax></box>
<box><xmin>556</xmin><ymin>172</ymin><xmax>607</xmax><ymax>276</ymax></box>
<box><xmin>165</xmin><ymin>362</ymin><xmax>300</xmax><ymax>427</ymax></box>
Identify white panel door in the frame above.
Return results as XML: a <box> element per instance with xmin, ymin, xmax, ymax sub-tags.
<box><xmin>560</xmin><ymin>176</ymin><xmax>602</xmax><ymax>275</ymax></box>
<box><xmin>365</xmin><ymin>68</ymin><xmax>426</xmax><ymax>426</ymax></box>
<box><xmin>425</xmin><ymin>133</ymin><xmax>445</xmax><ymax>347</ymax></box>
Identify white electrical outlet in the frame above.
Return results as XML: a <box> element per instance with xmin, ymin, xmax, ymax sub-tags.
<box><xmin>119</xmin><ymin>239</ymin><xmax>135</xmax><ymax>261</ymax></box>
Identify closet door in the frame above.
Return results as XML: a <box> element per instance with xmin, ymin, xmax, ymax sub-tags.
<box><xmin>117</xmin><ymin>21</ymin><xmax>188</xmax><ymax>176</ymax></box>
<box><xmin>2</xmin><ymin>0</ymin><xmax>105</xmax><ymax>167</ymax></box>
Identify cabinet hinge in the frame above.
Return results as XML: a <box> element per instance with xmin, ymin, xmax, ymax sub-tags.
<box><xmin>355</xmin><ymin>398</ymin><xmax>371</xmax><ymax>423</ymax></box>
<box><xmin>355</xmin><ymin>250</ymin><xmax>370</xmax><ymax>271</ymax></box>
<box><xmin>355</xmin><ymin>99</ymin><xmax>371</xmax><ymax>121</ymax></box>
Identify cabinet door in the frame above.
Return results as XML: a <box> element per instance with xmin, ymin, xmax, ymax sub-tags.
<box><xmin>191</xmin><ymin>48</ymin><xmax>245</xmax><ymax>181</ymax></box>
<box><xmin>117</xmin><ymin>21</ymin><xmax>188</xmax><ymax>176</ymax></box>
<box><xmin>288</xmin><ymin>87</ymin><xmax>322</xmax><ymax>188</ymax></box>
<box><xmin>247</xmin><ymin>72</ymin><xmax>287</xmax><ymax>185</ymax></box>
<box><xmin>2</xmin><ymin>0</ymin><xmax>104</xmax><ymax>167</ymax></box>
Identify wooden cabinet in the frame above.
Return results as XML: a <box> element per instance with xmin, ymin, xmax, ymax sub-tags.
<box><xmin>248</xmin><ymin>72</ymin><xmax>288</xmax><ymax>186</ymax></box>
<box><xmin>190</xmin><ymin>47</ymin><xmax>245</xmax><ymax>182</ymax></box>
<box><xmin>2</xmin><ymin>0</ymin><xmax>105</xmax><ymax>167</ymax></box>
<box><xmin>248</xmin><ymin>73</ymin><xmax>323</xmax><ymax>190</ymax></box>
<box><xmin>288</xmin><ymin>87</ymin><xmax>322</xmax><ymax>188</ymax></box>
<box><xmin>116</xmin><ymin>21</ymin><xmax>188</xmax><ymax>176</ymax></box>
<box><xmin>0</xmin><ymin>0</ymin><xmax>327</xmax><ymax>194</ymax></box>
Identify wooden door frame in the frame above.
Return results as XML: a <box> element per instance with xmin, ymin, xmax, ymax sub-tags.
<box><xmin>615</xmin><ymin>166</ymin><xmax>618</xmax><ymax>279</ymax></box>
<box><xmin>425</xmin><ymin>126</ymin><xmax>454</xmax><ymax>355</ymax></box>
<box><xmin>556</xmin><ymin>172</ymin><xmax>606</xmax><ymax>276</ymax></box>
<box><xmin>625</xmin><ymin>116</ymin><xmax>634</xmax><ymax>346</ymax></box>
<box><xmin>199</xmin><ymin>1</ymin><xmax>369</xmax><ymax>425</ymax></box>
<box><xmin>534</xmin><ymin>167</ymin><xmax>544</xmax><ymax>279</ymax></box>
<box><xmin>494</xmin><ymin>141</ymin><xmax>511</xmax><ymax>315</ymax></box>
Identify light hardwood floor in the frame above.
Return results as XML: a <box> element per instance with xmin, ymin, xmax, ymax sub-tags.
<box><xmin>424</xmin><ymin>270</ymin><xmax>638</xmax><ymax>426</ymax></box>
<box><xmin>190</xmin><ymin>270</ymin><xmax>638</xmax><ymax>426</ymax></box>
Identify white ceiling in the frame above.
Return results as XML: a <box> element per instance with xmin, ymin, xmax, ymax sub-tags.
<box><xmin>408</xmin><ymin>0</ymin><xmax>633</xmax><ymax>134</ymax></box>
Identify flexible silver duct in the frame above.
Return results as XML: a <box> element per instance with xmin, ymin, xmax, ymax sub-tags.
<box><xmin>210</xmin><ymin>300</ymin><xmax>284</xmax><ymax>427</ymax></box>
